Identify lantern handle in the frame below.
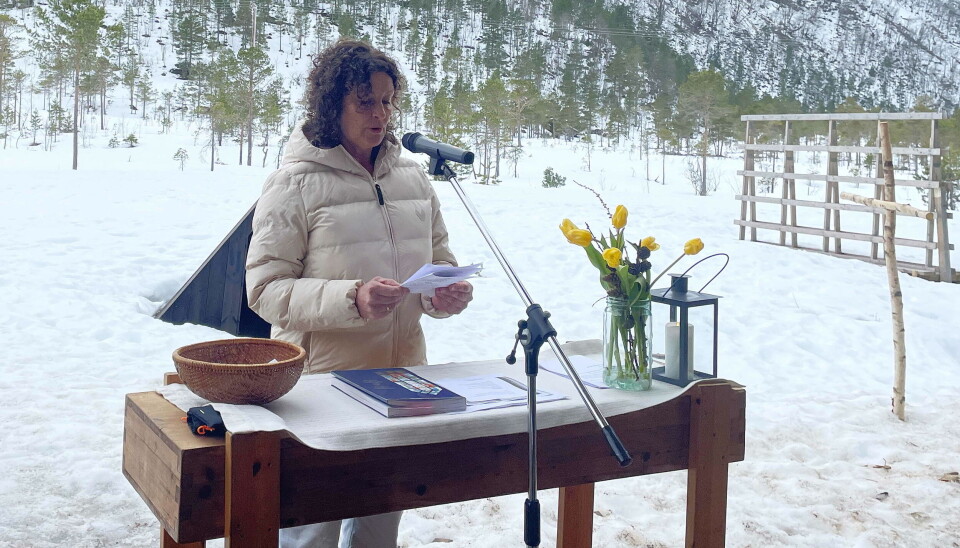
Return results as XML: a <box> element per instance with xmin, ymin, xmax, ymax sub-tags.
<box><xmin>667</xmin><ymin>253</ymin><xmax>730</xmax><ymax>293</ymax></box>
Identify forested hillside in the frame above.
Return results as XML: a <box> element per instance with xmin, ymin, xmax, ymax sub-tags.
<box><xmin>0</xmin><ymin>0</ymin><xmax>958</xmax><ymax>195</ymax></box>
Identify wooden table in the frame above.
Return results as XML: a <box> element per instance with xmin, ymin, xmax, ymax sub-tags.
<box><xmin>123</xmin><ymin>375</ymin><xmax>744</xmax><ymax>547</ymax></box>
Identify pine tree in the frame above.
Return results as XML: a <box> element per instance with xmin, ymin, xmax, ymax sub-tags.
<box><xmin>136</xmin><ymin>72</ymin><xmax>154</xmax><ymax>120</ymax></box>
<box><xmin>0</xmin><ymin>15</ymin><xmax>21</xmax><ymax>117</ymax></box>
<box><xmin>677</xmin><ymin>70</ymin><xmax>735</xmax><ymax>195</ymax></box>
<box><xmin>256</xmin><ymin>75</ymin><xmax>287</xmax><ymax>167</ymax></box>
<box><xmin>441</xmin><ymin>43</ymin><xmax>463</xmax><ymax>78</ymax></box>
<box><xmin>404</xmin><ymin>15</ymin><xmax>422</xmax><ymax>71</ymax></box>
<box><xmin>198</xmin><ymin>50</ymin><xmax>242</xmax><ymax>169</ymax></box>
<box><xmin>424</xmin><ymin>79</ymin><xmax>471</xmax><ymax>176</ymax></box>
<box><xmin>237</xmin><ymin>45</ymin><xmax>275</xmax><ymax>166</ymax></box>
<box><xmin>174</xmin><ymin>147</ymin><xmax>189</xmax><ymax>170</ymax></box>
<box><xmin>506</xmin><ymin>77</ymin><xmax>539</xmax><ymax>148</ymax></box>
<box><xmin>834</xmin><ymin>96</ymin><xmax>870</xmax><ymax>168</ymax></box>
<box><xmin>104</xmin><ymin>23</ymin><xmax>125</xmax><ymax>68</ymax></box>
<box><xmin>425</xmin><ymin>80</ymin><xmax>458</xmax><ymax>142</ymax></box>
<box><xmin>556</xmin><ymin>45</ymin><xmax>583</xmax><ymax>138</ymax></box>
<box><xmin>29</xmin><ymin>109</ymin><xmax>42</xmax><ymax>145</ymax></box>
<box><xmin>479</xmin><ymin>0</ymin><xmax>510</xmax><ymax>77</ymax></box>
<box><xmin>475</xmin><ymin>72</ymin><xmax>511</xmax><ymax>183</ymax></box>
<box><xmin>120</xmin><ymin>5</ymin><xmax>139</xmax><ymax>51</ymax></box>
<box><xmin>333</xmin><ymin>9</ymin><xmax>358</xmax><ymax>40</ymax></box>
<box><xmin>170</xmin><ymin>0</ymin><xmax>207</xmax><ymax>72</ymax></box>
<box><xmin>604</xmin><ymin>44</ymin><xmax>645</xmax><ymax>138</ymax></box>
<box><xmin>511</xmin><ymin>41</ymin><xmax>546</xmax><ymax>91</ymax></box>
<box><xmin>417</xmin><ymin>31</ymin><xmax>438</xmax><ymax>94</ymax></box>
<box><xmin>936</xmin><ymin>110</ymin><xmax>959</xmax><ymax>210</ymax></box>
<box><xmin>46</xmin><ymin>100</ymin><xmax>66</xmax><ymax>148</ymax></box>
<box><xmin>83</xmin><ymin>55</ymin><xmax>113</xmax><ymax>130</ymax></box>
<box><xmin>32</xmin><ymin>0</ymin><xmax>108</xmax><ymax>170</ymax></box>
<box><xmin>580</xmin><ymin>41</ymin><xmax>604</xmax><ymax>150</ymax></box>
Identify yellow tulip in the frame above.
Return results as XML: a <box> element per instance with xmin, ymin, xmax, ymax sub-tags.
<box><xmin>684</xmin><ymin>238</ymin><xmax>705</xmax><ymax>255</ymax></box>
<box><xmin>559</xmin><ymin>218</ymin><xmax>578</xmax><ymax>236</ymax></box>
<box><xmin>611</xmin><ymin>205</ymin><xmax>628</xmax><ymax>229</ymax></box>
<box><xmin>565</xmin><ymin>229</ymin><xmax>593</xmax><ymax>247</ymax></box>
<box><xmin>602</xmin><ymin>247</ymin><xmax>622</xmax><ymax>268</ymax></box>
<box><xmin>641</xmin><ymin>236</ymin><xmax>660</xmax><ymax>251</ymax></box>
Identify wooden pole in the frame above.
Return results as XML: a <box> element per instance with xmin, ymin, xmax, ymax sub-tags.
<box><xmin>929</xmin><ymin>119</ymin><xmax>953</xmax><ymax>281</ymax></box>
<box><xmin>879</xmin><ymin>122</ymin><xmax>907</xmax><ymax>421</ymax></box>
<box><xmin>685</xmin><ymin>382</ymin><xmax>733</xmax><ymax>547</ymax></box>
<box><xmin>823</xmin><ymin>120</ymin><xmax>838</xmax><ymax>251</ymax></box>
<box><xmin>839</xmin><ymin>192</ymin><xmax>934</xmax><ymax>220</ymax></box>
<box><xmin>740</xmin><ymin>121</ymin><xmax>754</xmax><ymax>241</ymax></box>
<box><xmin>779</xmin><ymin>121</ymin><xmax>790</xmax><ymax>246</ymax></box>
<box><xmin>225</xmin><ymin>431</ymin><xmax>281</xmax><ymax>547</ymax></box>
<box><xmin>784</xmin><ymin>120</ymin><xmax>798</xmax><ymax>247</ymax></box>
<box><xmin>162</xmin><ymin>529</ymin><xmax>204</xmax><ymax>548</ymax></box>
<box><xmin>557</xmin><ymin>484</ymin><xmax>595</xmax><ymax>548</ymax></box>
<box><xmin>871</xmin><ymin>121</ymin><xmax>883</xmax><ymax>260</ymax></box>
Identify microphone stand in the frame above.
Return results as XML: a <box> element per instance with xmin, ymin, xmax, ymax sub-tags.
<box><xmin>427</xmin><ymin>157</ymin><xmax>632</xmax><ymax>548</ymax></box>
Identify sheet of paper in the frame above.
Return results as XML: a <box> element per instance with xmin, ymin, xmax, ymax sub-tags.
<box><xmin>435</xmin><ymin>375</ymin><xmax>567</xmax><ymax>413</ymax></box>
<box><xmin>400</xmin><ymin>263</ymin><xmax>482</xmax><ymax>296</ymax></box>
<box><xmin>538</xmin><ymin>354</ymin><xmax>610</xmax><ymax>389</ymax></box>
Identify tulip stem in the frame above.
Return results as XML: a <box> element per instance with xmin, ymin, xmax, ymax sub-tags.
<box><xmin>650</xmin><ymin>253</ymin><xmax>685</xmax><ymax>288</ymax></box>
<box><xmin>604</xmin><ymin>299</ymin><xmax>651</xmax><ymax>387</ymax></box>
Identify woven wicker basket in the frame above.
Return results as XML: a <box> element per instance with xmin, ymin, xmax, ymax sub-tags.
<box><xmin>172</xmin><ymin>338</ymin><xmax>306</xmax><ymax>405</ymax></box>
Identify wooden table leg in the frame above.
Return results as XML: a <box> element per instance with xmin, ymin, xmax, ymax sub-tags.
<box><xmin>557</xmin><ymin>483</ymin><xmax>594</xmax><ymax>548</ymax></box>
<box><xmin>161</xmin><ymin>529</ymin><xmax>204</xmax><ymax>548</ymax></box>
<box><xmin>685</xmin><ymin>383</ymin><xmax>731</xmax><ymax>548</ymax></box>
<box><xmin>225</xmin><ymin>431</ymin><xmax>281</xmax><ymax>547</ymax></box>
<box><xmin>163</xmin><ymin>372</ymin><xmax>183</xmax><ymax>385</ymax></box>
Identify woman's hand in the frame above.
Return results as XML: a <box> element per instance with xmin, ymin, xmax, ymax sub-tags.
<box><xmin>431</xmin><ymin>281</ymin><xmax>473</xmax><ymax>315</ymax></box>
<box><xmin>356</xmin><ymin>277</ymin><xmax>409</xmax><ymax>320</ymax></box>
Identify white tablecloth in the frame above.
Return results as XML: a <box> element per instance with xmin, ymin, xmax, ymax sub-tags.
<box><xmin>158</xmin><ymin>340</ymin><xmax>684</xmax><ymax>451</ymax></box>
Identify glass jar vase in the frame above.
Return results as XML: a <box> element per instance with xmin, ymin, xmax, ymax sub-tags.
<box><xmin>602</xmin><ymin>296</ymin><xmax>653</xmax><ymax>391</ymax></box>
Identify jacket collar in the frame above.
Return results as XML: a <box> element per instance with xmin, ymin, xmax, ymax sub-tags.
<box><xmin>283</xmin><ymin>124</ymin><xmax>400</xmax><ymax>178</ymax></box>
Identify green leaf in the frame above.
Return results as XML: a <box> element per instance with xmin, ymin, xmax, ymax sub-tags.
<box><xmin>584</xmin><ymin>245</ymin><xmax>608</xmax><ymax>272</ymax></box>
<box><xmin>617</xmin><ymin>265</ymin><xmax>637</xmax><ymax>304</ymax></box>
<box><xmin>617</xmin><ymin>265</ymin><xmax>636</xmax><ymax>292</ymax></box>
<box><xmin>629</xmin><ymin>276</ymin><xmax>650</xmax><ymax>307</ymax></box>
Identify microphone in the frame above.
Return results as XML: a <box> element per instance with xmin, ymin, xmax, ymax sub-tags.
<box><xmin>402</xmin><ymin>132</ymin><xmax>474</xmax><ymax>165</ymax></box>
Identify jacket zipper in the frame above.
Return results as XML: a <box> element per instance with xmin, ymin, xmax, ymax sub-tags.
<box><xmin>374</xmin><ymin>179</ymin><xmax>402</xmax><ymax>365</ymax></box>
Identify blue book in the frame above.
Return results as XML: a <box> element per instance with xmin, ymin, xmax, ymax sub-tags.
<box><xmin>331</xmin><ymin>368</ymin><xmax>467</xmax><ymax>417</ymax></box>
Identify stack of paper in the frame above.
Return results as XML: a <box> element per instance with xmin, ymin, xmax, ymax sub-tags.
<box><xmin>435</xmin><ymin>375</ymin><xmax>567</xmax><ymax>413</ymax></box>
<box><xmin>537</xmin><ymin>355</ymin><xmax>610</xmax><ymax>389</ymax></box>
<box><xmin>400</xmin><ymin>263</ymin><xmax>483</xmax><ymax>296</ymax></box>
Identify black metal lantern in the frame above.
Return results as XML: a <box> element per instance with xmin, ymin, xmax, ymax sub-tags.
<box><xmin>651</xmin><ymin>274</ymin><xmax>720</xmax><ymax>386</ymax></box>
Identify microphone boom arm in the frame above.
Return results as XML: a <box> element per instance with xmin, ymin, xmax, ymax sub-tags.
<box><xmin>430</xmin><ymin>157</ymin><xmax>632</xmax><ymax>466</ymax></box>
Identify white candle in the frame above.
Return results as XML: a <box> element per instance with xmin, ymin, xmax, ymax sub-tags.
<box><xmin>665</xmin><ymin>322</ymin><xmax>695</xmax><ymax>379</ymax></box>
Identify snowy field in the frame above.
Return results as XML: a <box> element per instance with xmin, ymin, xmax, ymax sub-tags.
<box><xmin>1</xmin><ymin>119</ymin><xmax>959</xmax><ymax>547</ymax></box>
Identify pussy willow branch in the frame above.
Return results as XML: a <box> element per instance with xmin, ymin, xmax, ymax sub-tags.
<box><xmin>573</xmin><ymin>179</ymin><xmax>611</xmax><ymax>218</ymax></box>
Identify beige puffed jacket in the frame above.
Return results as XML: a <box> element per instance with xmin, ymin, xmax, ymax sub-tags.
<box><xmin>245</xmin><ymin>126</ymin><xmax>457</xmax><ymax>374</ymax></box>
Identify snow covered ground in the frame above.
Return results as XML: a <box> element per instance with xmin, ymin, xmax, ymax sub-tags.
<box><xmin>1</xmin><ymin>119</ymin><xmax>959</xmax><ymax>547</ymax></box>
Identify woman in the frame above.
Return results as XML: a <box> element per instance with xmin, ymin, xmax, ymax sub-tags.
<box><xmin>245</xmin><ymin>39</ymin><xmax>473</xmax><ymax>547</ymax></box>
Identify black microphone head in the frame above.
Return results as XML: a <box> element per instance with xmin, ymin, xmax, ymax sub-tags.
<box><xmin>401</xmin><ymin>132</ymin><xmax>421</xmax><ymax>152</ymax></box>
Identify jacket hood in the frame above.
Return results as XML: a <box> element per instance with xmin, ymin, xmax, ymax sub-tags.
<box><xmin>282</xmin><ymin>123</ymin><xmax>401</xmax><ymax>178</ymax></box>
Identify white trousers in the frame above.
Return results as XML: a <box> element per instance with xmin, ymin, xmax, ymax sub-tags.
<box><xmin>279</xmin><ymin>511</ymin><xmax>403</xmax><ymax>548</ymax></box>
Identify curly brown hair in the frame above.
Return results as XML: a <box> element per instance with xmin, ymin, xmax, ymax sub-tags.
<box><xmin>301</xmin><ymin>39</ymin><xmax>406</xmax><ymax>148</ymax></box>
